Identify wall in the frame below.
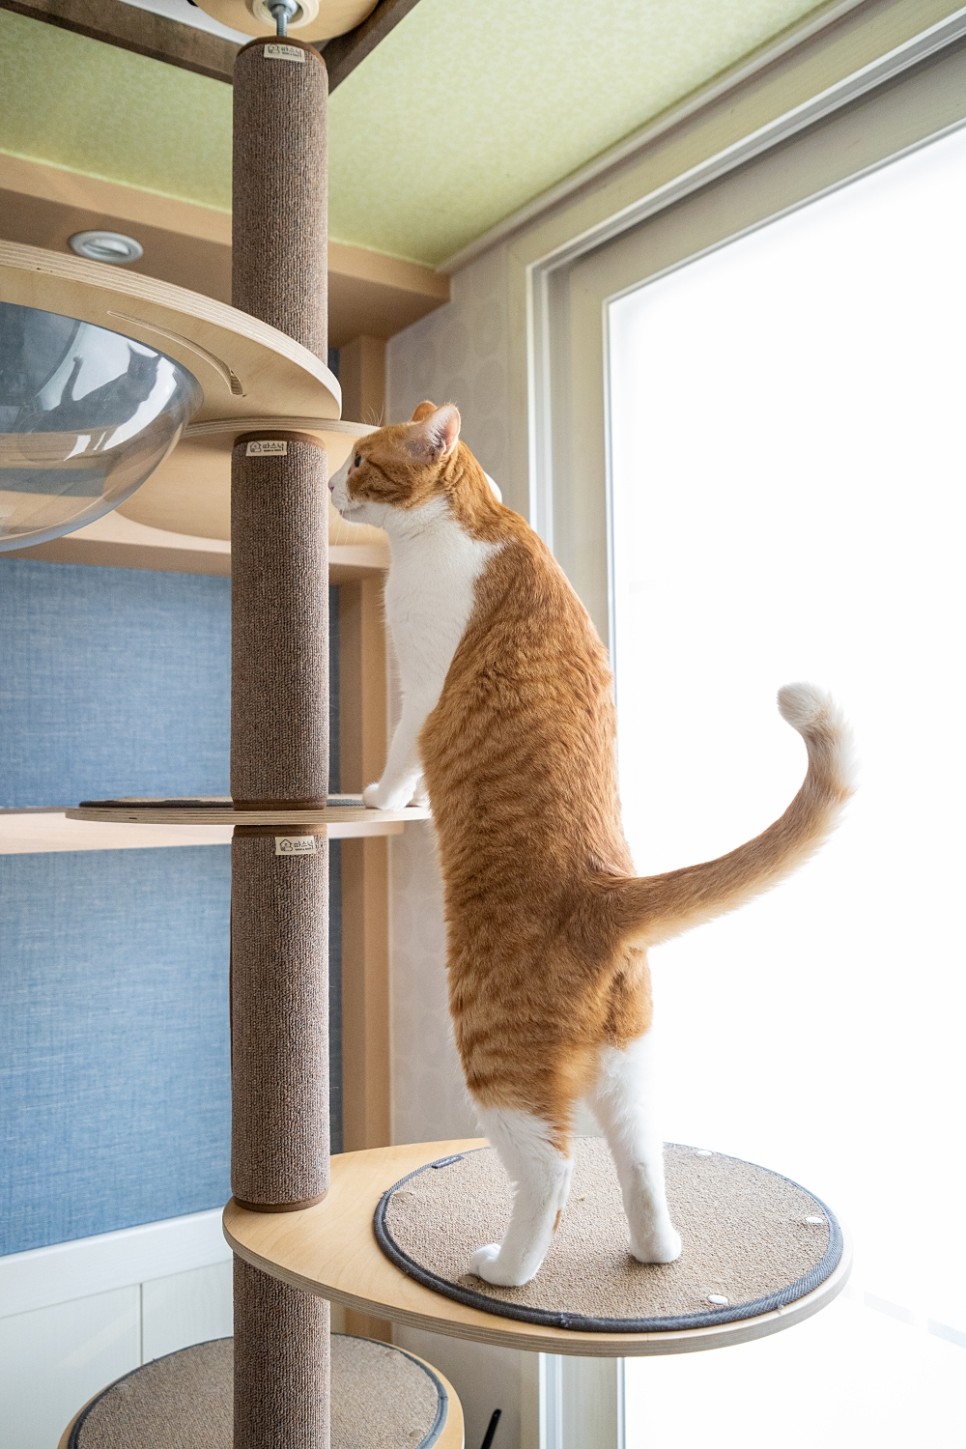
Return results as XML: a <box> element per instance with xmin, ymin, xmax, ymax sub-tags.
<box><xmin>0</xmin><ymin>846</ymin><xmax>231</xmax><ymax>1256</ymax></box>
<box><xmin>0</xmin><ymin>1212</ymin><xmax>233</xmax><ymax>1449</ymax></box>
<box><xmin>0</xmin><ymin>556</ymin><xmax>342</xmax><ymax>1445</ymax></box>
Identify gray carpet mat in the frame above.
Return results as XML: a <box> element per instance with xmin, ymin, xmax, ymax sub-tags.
<box><xmin>375</xmin><ymin>1139</ymin><xmax>843</xmax><ymax>1332</ymax></box>
<box><xmin>69</xmin><ymin>1336</ymin><xmax>447</xmax><ymax>1448</ymax></box>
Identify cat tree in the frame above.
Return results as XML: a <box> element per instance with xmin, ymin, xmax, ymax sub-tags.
<box><xmin>0</xmin><ymin>2</ymin><xmax>854</xmax><ymax>1443</ymax></box>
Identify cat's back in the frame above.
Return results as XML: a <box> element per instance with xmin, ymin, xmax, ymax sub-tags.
<box><xmin>421</xmin><ymin>503</ymin><xmax>631</xmax><ymax>885</ymax></box>
<box><xmin>466</xmin><ymin>516</ymin><xmax>607</xmax><ymax>678</ymax></box>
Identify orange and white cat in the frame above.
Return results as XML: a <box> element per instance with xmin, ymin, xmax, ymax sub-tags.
<box><xmin>330</xmin><ymin>402</ymin><xmax>853</xmax><ymax>1288</ymax></box>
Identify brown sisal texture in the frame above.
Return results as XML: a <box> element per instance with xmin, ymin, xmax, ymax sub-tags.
<box><xmin>234</xmin><ymin>1262</ymin><xmax>330</xmax><ymax>1449</ymax></box>
<box><xmin>232</xmin><ymin>39</ymin><xmax>328</xmax><ymax>361</ymax></box>
<box><xmin>230</xmin><ymin>439</ymin><xmax>329</xmax><ymax>807</ymax></box>
<box><xmin>230</xmin><ymin>29</ymin><xmax>332</xmax><ymax>1449</ymax></box>
<box><xmin>230</xmin><ymin>832</ymin><xmax>329</xmax><ymax>1207</ymax></box>
<box><xmin>66</xmin><ymin>1332</ymin><xmax>449</xmax><ymax>1448</ymax></box>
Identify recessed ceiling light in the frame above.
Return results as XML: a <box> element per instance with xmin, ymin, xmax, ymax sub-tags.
<box><xmin>68</xmin><ymin>231</ymin><xmax>145</xmax><ymax>265</ymax></box>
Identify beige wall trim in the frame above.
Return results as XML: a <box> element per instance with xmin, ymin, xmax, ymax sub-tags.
<box><xmin>0</xmin><ymin>151</ymin><xmax>231</xmax><ymax>235</ymax></box>
<box><xmin>339</xmin><ymin>336</ymin><xmax>388</xmax><ymax>426</ymax></box>
<box><xmin>339</xmin><ymin>577</ymin><xmax>392</xmax><ymax>1154</ymax></box>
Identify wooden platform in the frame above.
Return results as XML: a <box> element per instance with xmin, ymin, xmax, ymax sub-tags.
<box><xmin>224</xmin><ymin>1139</ymin><xmax>852</xmax><ymax>1358</ymax></box>
<box><xmin>64</xmin><ymin>797</ymin><xmax>429</xmax><ymax>834</ymax></box>
<box><xmin>0</xmin><ymin>799</ymin><xmax>430</xmax><ymax>853</ymax></box>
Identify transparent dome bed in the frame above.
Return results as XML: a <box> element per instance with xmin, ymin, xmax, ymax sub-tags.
<box><xmin>0</xmin><ymin>301</ymin><xmax>202</xmax><ymax>550</ymax></box>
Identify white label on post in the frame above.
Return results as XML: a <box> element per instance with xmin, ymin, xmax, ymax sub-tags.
<box><xmin>275</xmin><ymin>836</ymin><xmax>319</xmax><ymax>856</ymax></box>
<box><xmin>265</xmin><ymin>44</ymin><xmax>305</xmax><ymax>62</ymax></box>
<box><xmin>246</xmin><ymin>440</ymin><xmax>288</xmax><ymax>456</ymax></box>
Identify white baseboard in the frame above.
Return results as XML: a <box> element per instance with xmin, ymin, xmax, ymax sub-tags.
<box><xmin>0</xmin><ymin>1210</ymin><xmax>230</xmax><ymax>1319</ymax></box>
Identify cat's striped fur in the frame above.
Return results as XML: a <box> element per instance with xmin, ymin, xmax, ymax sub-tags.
<box><xmin>330</xmin><ymin>402</ymin><xmax>853</xmax><ymax>1286</ymax></box>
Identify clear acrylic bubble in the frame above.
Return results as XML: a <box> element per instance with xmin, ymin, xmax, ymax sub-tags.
<box><xmin>0</xmin><ymin>301</ymin><xmax>201</xmax><ymax>551</ymax></box>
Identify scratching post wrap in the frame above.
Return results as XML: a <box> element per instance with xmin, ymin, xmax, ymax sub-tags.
<box><xmin>233</xmin><ymin>1258</ymin><xmax>331</xmax><ymax>1447</ymax></box>
<box><xmin>230</xmin><ymin>36</ymin><xmax>331</xmax><ymax>1449</ymax></box>
<box><xmin>232</xmin><ymin>38</ymin><xmax>328</xmax><ymax>358</ymax></box>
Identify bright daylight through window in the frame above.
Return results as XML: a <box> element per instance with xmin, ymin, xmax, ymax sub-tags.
<box><xmin>609</xmin><ymin>123</ymin><xmax>966</xmax><ymax>1447</ymax></box>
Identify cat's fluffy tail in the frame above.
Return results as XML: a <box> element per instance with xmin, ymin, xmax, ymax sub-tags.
<box><xmin>598</xmin><ymin>684</ymin><xmax>855</xmax><ymax>947</ymax></box>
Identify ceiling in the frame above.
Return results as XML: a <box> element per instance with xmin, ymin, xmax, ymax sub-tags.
<box><xmin>0</xmin><ymin>0</ymin><xmax>835</xmax><ymax>269</ymax></box>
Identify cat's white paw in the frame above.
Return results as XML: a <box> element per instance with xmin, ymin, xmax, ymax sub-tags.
<box><xmin>469</xmin><ymin>1243</ymin><xmax>535</xmax><ymax>1288</ymax></box>
<box><xmin>630</xmin><ymin>1224</ymin><xmax>683</xmax><ymax>1265</ymax></box>
<box><xmin>362</xmin><ymin>780</ymin><xmax>412</xmax><ymax>810</ymax></box>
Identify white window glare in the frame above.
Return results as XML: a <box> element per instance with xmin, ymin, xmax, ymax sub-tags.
<box><xmin>610</xmin><ymin>124</ymin><xmax>966</xmax><ymax>1448</ymax></box>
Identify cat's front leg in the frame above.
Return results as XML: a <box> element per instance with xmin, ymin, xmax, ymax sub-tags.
<box><xmin>363</xmin><ymin>704</ymin><xmax>427</xmax><ymax>810</ymax></box>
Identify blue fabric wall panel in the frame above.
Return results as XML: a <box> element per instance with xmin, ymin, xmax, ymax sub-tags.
<box><xmin>0</xmin><ymin>559</ymin><xmax>231</xmax><ymax>806</ymax></box>
<box><xmin>0</xmin><ymin>558</ymin><xmax>344</xmax><ymax>1254</ymax></box>
<box><xmin>0</xmin><ymin>849</ymin><xmax>231</xmax><ymax>1255</ymax></box>
<box><xmin>0</xmin><ymin>558</ymin><xmax>340</xmax><ymax>804</ymax></box>
<box><xmin>0</xmin><ymin>843</ymin><xmax>344</xmax><ymax>1255</ymax></box>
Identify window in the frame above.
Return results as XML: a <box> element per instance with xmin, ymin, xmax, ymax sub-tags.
<box><xmin>523</xmin><ymin>31</ymin><xmax>966</xmax><ymax>1449</ymax></box>
<box><xmin>610</xmin><ymin>116</ymin><xmax>966</xmax><ymax>1449</ymax></box>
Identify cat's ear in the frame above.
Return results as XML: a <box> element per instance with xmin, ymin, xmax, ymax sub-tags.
<box><xmin>410</xmin><ymin>400</ymin><xmax>438</xmax><ymax>422</ymax></box>
<box><xmin>406</xmin><ymin>403</ymin><xmax>461</xmax><ymax>461</ymax></box>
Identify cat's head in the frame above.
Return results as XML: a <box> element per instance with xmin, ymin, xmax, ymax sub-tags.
<box><xmin>329</xmin><ymin>402</ymin><xmax>499</xmax><ymax>536</ymax></box>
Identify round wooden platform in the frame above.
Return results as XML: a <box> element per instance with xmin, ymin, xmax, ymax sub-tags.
<box><xmin>195</xmin><ymin>0</ymin><xmax>378</xmax><ymax>42</ymax></box>
<box><xmin>117</xmin><ymin>420</ymin><xmax>388</xmax><ymax>547</ymax></box>
<box><xmin>0</xmin><ymin>242</ymin><xmax>341</xmax><ymax>429</ymax></box>
<box><xmin>66</xmin><ymin>796</ymin><xmax>430</xmax><ymax>835</ymax></box>
<box><xmin>224</xmin><ymin>1139</ymin><xmax>852</xmax><ymax>1358</ymax></box>
<box><xmin>59</xmin><ymin>1336</ymin><xmax>464</xmax><ymax>1448</ymax></box>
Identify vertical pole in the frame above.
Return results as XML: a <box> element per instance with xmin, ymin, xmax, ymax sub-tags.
<box><xmin>230</xmin><ymin>35</ymin><xmax>331</xmax><ymax>1449</ymax></box>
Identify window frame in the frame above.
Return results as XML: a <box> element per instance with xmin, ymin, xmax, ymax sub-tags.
<box><xmin>495</xmin><ymin>8</ymin><xmax>966</xmax><ymax>1447</ymax></box>
<box><xmin>507</xmin><ymin>4</ymin><xmax>966</xmax><ymax>643</ymax></box>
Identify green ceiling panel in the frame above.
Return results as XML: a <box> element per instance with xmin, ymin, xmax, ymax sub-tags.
<box><xmin>325</xmin><ymin>0</ymin><xmax>830</xmax><ymax>263</ymax></box>
<box><xmin>0</xmin><ymin>0</ymin><xmax>830</xmax><ymax>265</ymax></box>
<box><xmin>0</xmin><ymin>9</ymin><xmax>232</xmax><ymax>209</ymax></box>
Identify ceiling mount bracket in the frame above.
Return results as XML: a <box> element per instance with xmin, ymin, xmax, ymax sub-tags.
<box><xmin>194</xmin><ymin>0</ymin><xmax>378</xmax><ymax>42</ymax></box>
<box><xmin>267</xmin><ymin>0</ymin><xmax>300</xmax><ymax>37</ymax></box>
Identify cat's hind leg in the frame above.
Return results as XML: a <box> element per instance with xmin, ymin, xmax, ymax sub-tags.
<box><xmin>588</xmin><ymin>1033</ymin><xmax>682</xmax><ymax>1264</ymax></box>
<box><xmin>469</xmin><ymin>1107</ymin><xmax>574</xmax><ymax>1287</ymax></box>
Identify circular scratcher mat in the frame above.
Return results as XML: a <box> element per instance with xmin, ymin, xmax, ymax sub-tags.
<box><xmin>375</xmin><ymin>1140</ymin><xmax>844</xmax><ymax>1333</ymax></box>
<box><xmin>67</xmin><ymin>1335</ymin><xmax>448</xmax><ymax>1448</ymax></box>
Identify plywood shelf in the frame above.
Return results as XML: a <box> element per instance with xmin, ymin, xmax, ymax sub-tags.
<box><xmin>1</xmin><ymin>802</ymin><xmax>429</xmax><ymax>853</ymax></box>
<box><xmin>4</xmin><ymin>511</ymin><xmax>390</xmax><ymax>578</ymax></box>
<box><xmin>224</xmin><ymin>1139</ymin><xmax>851</xmax><ymax>1359</ymax></box>
<box><xmin>0</xmin><ymin>241</ymin><xmax>341</xmax><ymax>427</ymax></box>
<box><xmin>114</xmin><ymin>417</ymin><xmax>388</xmax><ymax>549</ymax></box>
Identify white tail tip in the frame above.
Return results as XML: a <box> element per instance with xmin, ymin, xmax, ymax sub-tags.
<box><xmin>778</xmin><ymin>683</ymin><xmax>856</xmax><ymax>794</ymax></box>
<box><xmin>777</xmin><ymin>682</ymin><xmax>837</xmax><ymax>732</ymax></box>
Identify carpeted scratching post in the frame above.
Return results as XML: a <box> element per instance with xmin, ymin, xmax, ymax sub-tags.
<box><xmin>230</xmin><ymin>33</ymin><xmax>331</xmax><ymax>1449</ymax></box>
